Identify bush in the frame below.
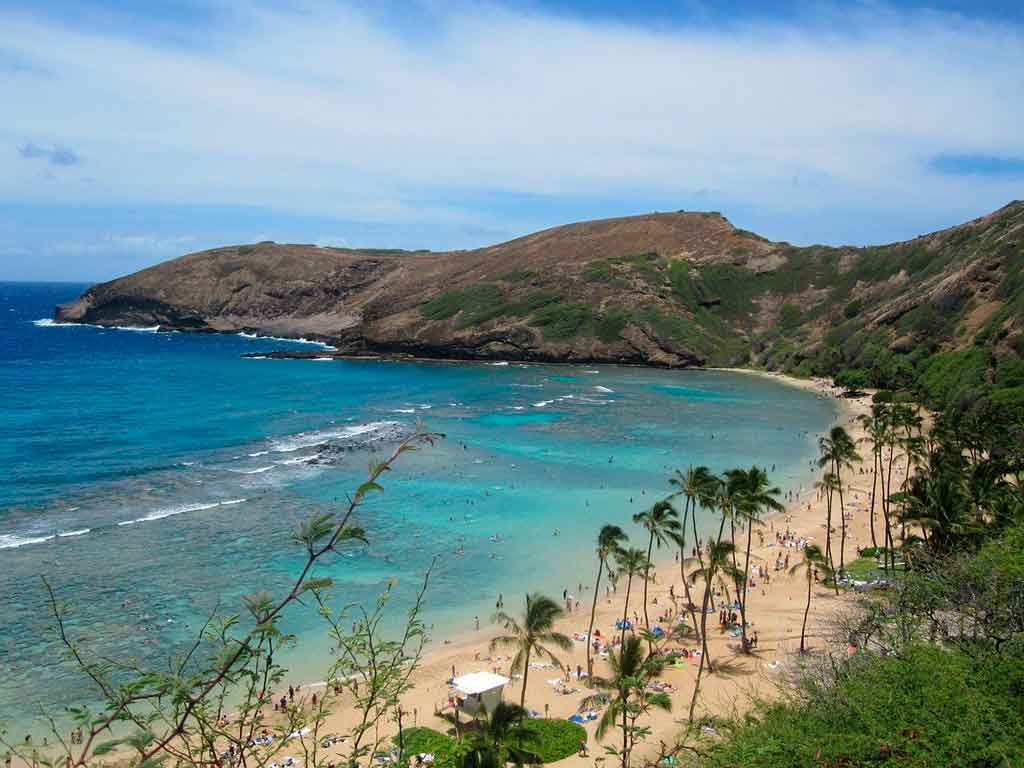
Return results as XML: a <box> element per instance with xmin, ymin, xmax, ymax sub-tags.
<box><xmin>583</xmin><ymin>260</ymin><xmax>616</xmax><ymax>283</ymax></box>
<box><xmin>393</xmin><ymin>720</ymin><xmax>586</xmax><ymax>766</ymax></box>
<box><xmin>778</xmin><ymin>303</ymin><xmax>803</xmax><ymax>333</ymax></box>
<box><xmin>421</xmin><ymin>290</ymin><xmax>471</xmax><ymax>321</ymax></box>
<box><xmin>520</xmin><ymin>719</ymin><xmax>587</xmax><ymax>762</ymax></box>
<box><xmin>697</xmin><ymin>645</ymin><xmax>1024</xmax><ymax>767</ymax></box>
<box><xmin>594</xmin><ymin>306</ymin><xmax>632</xmax><ymax>342</ymax></box>
<box><xmin>834</xmin><ymin>368</ymin><xmax>871</xmax><ymax>392</ymax></box>
<box><xmin>532</xmin><ymin>302</ymin><xmax>594</xmax><ymax>340</ymax></box>
<box><xmin>917</xmin><ymin>348</ymin><xmax>991</xmax><ymax>409</ymax></box>
<box><xmin>396</xmin><ymin>728</ymin><xmax>457</xmax><ymax>768</ymax></box>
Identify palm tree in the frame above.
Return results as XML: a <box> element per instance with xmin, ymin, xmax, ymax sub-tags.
<box><xmin>858</xmin><ymin>412</ymin><xmax>887</xmax><ymax>552</ymax></box>
<box><xmin>668</xmin><ymin>466</ymin><xmax>717</xmax><ymax>630</ymax></box>
<box><xmin>686</xmin><ymin>538</ymin><xmax>741</xmax><ymax>719</ymax></box>
<box><xmin>817</xmin><ymin>426</ymin><xmax>861</xmax><ymax>574</ymax></box>
<box><xmin>791</xmin><ymin>544</ymin><xmax>830</xmax><ymax>654</ymax></box>
<box><xmin>454</xmin><ymin>702</ymin><xmax>540</xmax><ymax>768</ymax></box>
<box><xmin>631</xmin><ymin>500</ymin><xmax>680</xmax><ymax>644</ymax></box>
<box><xmin>490</xmin><ymin>593</ymin><xmax>572</xmax><ymax>710</ymax></box>
<box><xmin>814</xmin><ymin>472</ymin><xmax>840</xmax><ymax>593</ymax></box>
<box><xmin>580</xmin><ymin>635</ymin><xmax>670</xmax><ymax>768</ymax></box>
<box><xmin>613</xmin><ymin>547</ymin><xmax>649</xmax><ymax>645</ymax></box>
<box><xmin>733</xmin><ymin>466</ymin><xmax>783</xmax><ymax>653</ymax></box>
<box><xmin>586</xmin><ymin>525</ymin><xmax>627</xmax><ymax>679</ymax></box>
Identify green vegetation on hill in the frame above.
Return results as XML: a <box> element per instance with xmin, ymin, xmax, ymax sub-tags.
<box><xmin>412</xmin><ymin>203</ymin><xmax>1024</xmax><ymax>381</ymax></box>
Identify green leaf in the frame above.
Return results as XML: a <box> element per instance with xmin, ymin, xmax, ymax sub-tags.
<box><xmin>92</xmin><ymin>740</ymin><xmax>124</xmax><ymax>756</ymax></box>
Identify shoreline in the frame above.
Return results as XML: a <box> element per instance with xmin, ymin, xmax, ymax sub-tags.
<box><xmin>285</xmin><ymin>371</ymin><xmax>870</xmax><ymax>764</ymax></box>
<box><xmin>11</xmin><ymin>369</ymin><xmax>862</xmax><ymax>765</ymax></box>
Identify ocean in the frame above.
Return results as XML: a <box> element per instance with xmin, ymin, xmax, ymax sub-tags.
<box><xmin>0</xmin><ymin>281</ymin><xmax>836</xmax><ymax>734</ymax></box>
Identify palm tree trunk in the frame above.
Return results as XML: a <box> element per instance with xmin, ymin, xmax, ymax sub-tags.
<box><xmin>692</xmin><ymin>507</ymin><xmax>713</xmax><ymax>610</ymax></box>
<box><xmin>884</xmin><ymin>440</ymin><xmax>896</xmax><ymax>573</ymax></box>
<box><xmin>868</xmin><ymin>447</ymin><xmax>879</xmax><ymax>550</ymax></box>
<box><xmin>519</xmin><ymin>647</ymin><xmax>531</xmax><ymax>710</ymax></box>
<box><xmin>642</xmin><ymin>531</ymin><xmax>654</xmax><ymax>648</ymax></box>
<box><xmin>689</xmin><ymin>571</ymin><xmax>714</xmax><ymax>720</ymax></box>
<box><xmin>739</xmin><ymin>519</ymin><xmax>753</xmax><ymax>653</ymax></box>
<box><xmin>621</xmin><ymin>574</ymin><xmax>633</xmax><ymax>646</ymax></box>
<box><xmin>586</xmin><ymin>556</ymin><xmax>604</xmax><ymax>680</ymax></box>
<box><xmin>800</xmin><ymin>572</ymin><xmax>812</xmax><ymax>653</ymax></box>
<box><xmin>825</xmin><ymin>489</ymin><xmax>839</xmax><ymax>594</ymax></box>
<box><xmin>837</xmin><ymin>477</ymin><xmax>847</xmax><ymax>575</ymax></box>
<box><xmin>678</xmin><ymin>504</ymin><xmax>701</xmax><ymax>643</ymax></box>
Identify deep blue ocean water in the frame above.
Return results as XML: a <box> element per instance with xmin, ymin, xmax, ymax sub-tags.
<box><xmin>0</xmin><ymin>282</ymin><xmax>837</xmax><ymax>733</ymax></box>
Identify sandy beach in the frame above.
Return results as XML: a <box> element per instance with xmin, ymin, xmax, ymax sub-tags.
<box><xmin>15</xmin><ymin>372</ymin><xmax>885</xmax><ymax>767</ymax></box>
<box><xmin>261</xmin><ymin>372</ymin><xmax>884</xmax><ymax>766</ymax></box>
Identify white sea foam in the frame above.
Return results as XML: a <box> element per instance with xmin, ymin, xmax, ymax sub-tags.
<box><xmin>236</xmin><ymin>331</ymin><xmax>336</xmax><ymax>350</ymax></box>
<box><xmin>593</xmin><ymin>385</ymin><xmax>615</xmax><ymax>393</ymax></box>
<box><xmin>32</xmin><ymin>318</ymin><xmax>81</xmax><ymax>328</ymax></box>
<box><xmin>533</xmin><ymin>400</ymin><xmax>554</xmax><ymax>407</ymax></box>
<box><xmin>274</xmin><ymin>455</ymin><xmax>317</xmax><ymax>466</ymax></box>
<box><xmin>33</xmin><ymin>318</ymin><xmax>159</xmax><ymax>332</ymax></box>
<box><xmin>488</xmin><ymin>361</ymin><xmax>509</xmax><ymax>366</ymax></box>
<box><xmin>117</xmin><ymin>498</ymin><xmax>246</xmax><ymax>527</ymax></box>
<box><xmin>0</xmin><ymin>533</ymin><xmax>56</xmax><ymax>549</ymax></box>
<box><xmin>391</xmin><ymin>408</ymin><xmax>416</xmax><ymax>413</ymax></box>
<box><xmin>270</xmin><ymin>421</ymin><xmax>399</xmax><ymax>453</ymax></box>
<box><xmin>512</xmin><ymin>406</ymin><xmax>526</xmax><ymax>411</ymax></box>
<box><xmin>58</xmin><ymin>528</ymin><xmax>90</xmax><ymax>538</ymax></box>
<box><xmin>312</xmin><ymin>357</ymin><xmax>335</xmax><ymax>361</ymax></box>
<box><xmin>248</xmin><ymin>450</ymin><xmax>270</xmax><ymax>457</ymax></box>
<box><xmin>233</xmin><ymin>465</ymin><xmax>274</xmax><ymax>475</ymax></box>
<box><xmin>511</xmin><ymin>383</ymin><xmax>543</xmax><ymax>388</ymax></box>
<box><xmin>584</xmin><ymin>370</ymin><xmax>600</xmax><ymax>374</ymax></box>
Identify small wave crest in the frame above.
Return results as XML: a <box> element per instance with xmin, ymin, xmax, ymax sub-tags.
<box><xmin>236</xmin><ymin>332</ymin><xmax>336</xmax><ymax>350</ymax></box>
<box><xmin>117</xmin><ymin>498</ymin><xmax>247</xmax><ymax>527</ymax></box>
<box><xmin>269</xmin><ymin>421</ymin><xmax>401</xmax><ymax>453</ymax></box>
<box><xmin>231</xmin><ymin>465</ymin><xmax>274</xmax><ymax>475</ymax></box>
<box><xmin>0</xmin><ymin>533</ymin><xmax>56</xmax><ymax>549</ymax></box>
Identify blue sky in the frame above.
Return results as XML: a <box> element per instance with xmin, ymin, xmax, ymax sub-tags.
<box><xmin>1</xmin><ymin>0</ymin><xmax>1022</xmax><ymax>281</ymax></box>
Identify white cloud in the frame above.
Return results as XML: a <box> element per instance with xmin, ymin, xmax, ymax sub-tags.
<box><xmin>47</xmin><ymin>234</ymin><xmax>196</xmax><ymax>257</ymax></box>
<box><xmin>0</xmin><ymin>1</ymin><xmax>1021</xmax><ymax>235</ymax></box>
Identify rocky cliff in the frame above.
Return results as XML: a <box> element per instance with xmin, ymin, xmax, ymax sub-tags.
<box><xmin>56</xmin><ymin>203</ymin><xmax>1024</xmax><ymax>381</ymax></box>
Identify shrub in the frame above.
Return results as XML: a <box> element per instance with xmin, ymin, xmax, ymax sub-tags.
<box><xmin>917</xmin><ymin>348</ymin><xmax>991</xmax><ymax>409</ymax></box>
<box><xmin>698</xmin><ymin>645</ymin><xmax>1024</xmax><ymax>767</ymax></box>
<box><xmin>421</xmin><ymin>290</ymin><xmax>470</xmax><ymax>320</ymax></box>
<box><xmin>594</xmin><ymin>306</ymin><xmax>632</xmax><ymax>342</ymax></box>
<box><xmin>532</xmin><ymin>302</ymin><xmax>594</xmax><ymax>340</ymax></box>
<box><xmin>395</xmin><ymin>728</ymin><xmax>456</xmax><ymax>768</ymax></box>
<box><xmin>778</xmin><ymin>304</ymin><xmax>803</xmax><ymax>333</ymax></box>
<box><xmin>583</xmin><ymin>260</ymin><xmax>616</xmax><ymax>283</ymax></box>
<box><xmin>520</xmin><ymin>719</ymin><xmax>587</xmax><ymax>762</ymax></box>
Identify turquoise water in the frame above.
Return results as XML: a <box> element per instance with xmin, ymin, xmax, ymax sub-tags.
<box><xmin>0</xmin><ymin>282</ymin><xmax>837</xmax><ymax>733</ymax></box>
